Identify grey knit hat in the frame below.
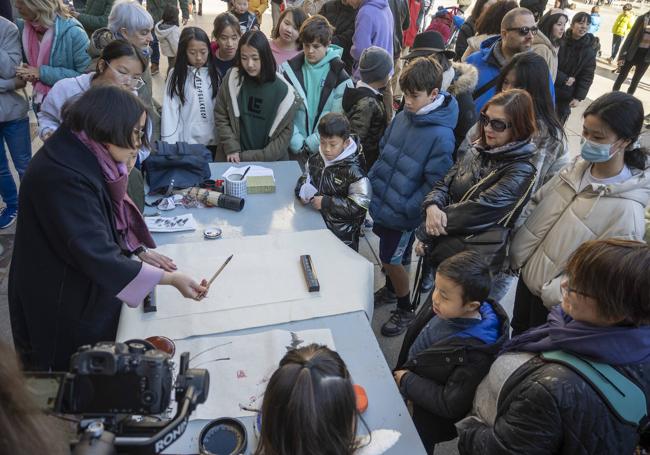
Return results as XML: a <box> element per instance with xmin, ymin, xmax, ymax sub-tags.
<box><xmin>359</xmin><ymin>46</ymin><xmax>394</xmax><ymax>84</ymax></box>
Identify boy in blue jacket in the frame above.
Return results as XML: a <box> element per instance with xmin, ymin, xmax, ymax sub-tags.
<box><xmin>369</xmin><ymin>57</ymin><xmax>457</xmax><ymax>337</ymax></box>
<box><xmin>281</xmin><ymin>15</ymin><xmax>353</xmax><ymax>162</ymax></box>
<box><xmin>393</xmin><ymin>251</ymin><xmax>509</xmax><ymax>454</ymax></box>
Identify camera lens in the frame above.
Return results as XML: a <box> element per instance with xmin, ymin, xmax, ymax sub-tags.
<box><xmin>91</xmin><ymin>356</ymin><xmax>105</xmax><ymax>370</ymax></box>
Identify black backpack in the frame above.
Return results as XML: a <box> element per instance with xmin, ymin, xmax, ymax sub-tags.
<box><xmin>143</xmin><ymin>141</ymin><xmax>212</xmax><ymax>194</ymax></box>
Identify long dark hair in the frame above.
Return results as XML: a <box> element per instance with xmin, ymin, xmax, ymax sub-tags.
<box><xmin>583</xmin><ymin>92</ymin><xmax>649</xmax><ymax>171</ymax></box>
<box><xmin>168</xmin><ymin>27</ymin><xmax>221</xmax><ymax>104</ymax></box>
<box><xmin>468</xmin><ymin>0</ymin><xmax>492</xmax><ymax>23</ymax></box>
<box><xmin>496</xmin><ymin>53</ymin><xmax>565</xmax><ymax>142</ymax></box>
<box><xmin>96</xmin><ymin>39</ymin><xmax>147</xmax><ymax>76</ymax></box>
<box><xmin>538</xmin><ymin>11</ymin><xmax>568</xmax><ymax>47</ymax></box>
<box><xmin>254</xmin><ymin>344</ymin><xmax>360</xmax><ymax>455</ymax></box>
<box><xmin>271</xmin><ymin>7</ymin><xmax>308</xmax><ymax>45</ymax></box>
<box><xmin>236</xmin><ymin>30</ymin><xmax>277</xmax><ymax>83</ymax></box>
<box><xmin>475</xmin><ymin>0</ymin><xmax>518</xmax><ymax>35</ymax></box>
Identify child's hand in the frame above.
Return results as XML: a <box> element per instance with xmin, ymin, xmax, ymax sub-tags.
<box><xmin>311</xmin><ymin>196</ymin><xmax>323</xmax><ymax>210</ymax></box>
<box><xmin>227</xmin><ymin>152</ymin><xmax>241</xmax><ymax>163</ymax></box>
<box><xmin>393</xmin><ymin>370</ymin><xmax>408</xmax><ymax>387</ymax></box>
<box><xmin>414</xmin><ymin>239</ymin><xmax>426</xmax><ymax>257</ymax></box>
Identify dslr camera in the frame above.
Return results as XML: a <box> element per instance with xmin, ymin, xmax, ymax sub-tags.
<box><xmin>26</xmin><ymin>340</ymin><xmax>209</xmax><ymax>455</ymax></box>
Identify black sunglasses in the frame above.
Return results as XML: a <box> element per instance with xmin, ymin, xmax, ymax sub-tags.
<box><xmin>506</xmin><ymin>26</ymin><xmax>538</xmax><ymax>36</ymax></box>
<box><xmin>480</xmin><ymin>113</ymin><xmax>512</xmax><ymax>133</ymax></box>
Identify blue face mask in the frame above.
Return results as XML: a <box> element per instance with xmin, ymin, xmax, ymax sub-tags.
<box><xmin>580</xmin><ymin>137</ymin><xmax>617</xmax><ymax>163</ymax></box>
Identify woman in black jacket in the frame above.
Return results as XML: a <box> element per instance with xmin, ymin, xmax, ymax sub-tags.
<box><xmin>555</xmin><ymin>12</ymin><xmax>597</xmax><ymax>125</ymax></box>
<box><xmin>9</xmin><ymin>86</ymin><xmax>207</xmax><ymax>371</ymax></box>
<box><xmin>613</xmin><ymin>11</ymin><xmax>650</xmax><ymax>95</ymax></box>
<box><xmin>453</xmin><ymin>0</ymin><xmax>494</xmax><ymax>60</ymax></box>
<box><xmin>319</xmin><ymin>0</ymin><xmax>358</xmax><ymax>74</ymax></box>
<box><xmin>457</xmin><ymin>239</ymin><xmax>650</xmax><ymax>455</ymax></box>
<box><xmin>415</xmin><ymin>89</ymin><xmax>537</xmax><ymax>276</ymax></box>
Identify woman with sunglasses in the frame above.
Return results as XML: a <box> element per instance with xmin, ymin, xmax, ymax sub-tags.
<box><xmin>38</xmin><ymin>40</ymin><xmax>147</xmax><ymax>141</ymax></box>
<box><xmin>555</xmin><ymin>11</ymin><xmax>597</xmax><ymax>125</ymax></box>
<box><xmin>457</xmin><ymin>239</ymin><xmax>650</xmax><ymax>455</ymax></box>
<box><xmin>414</xmin><ymin>89</ymin><xmax>537</xmax><ymax>278</ymax></box>
<box><xmin>509</xmin><ymin>91</ymin><xmax>650</xmax><ymax>335</ymax></box>
<box><xmin>9</xmin><ymin>86</ymin><xmax>208</xmax><ymax>371</ymax></box>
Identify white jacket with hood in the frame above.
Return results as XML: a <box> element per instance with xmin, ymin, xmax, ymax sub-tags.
<box><xmin>161</xmin><ymin>66</ymin><xmax>217</xmax><ymax>145</ymax></box>
<box><xmin>510</xmin><ymin>156</ymin><xmax>650</xmax><ymax>308</ymax></box>
<box><xmin>154</xmin><ymin>21</ymin><xmax>180</xmax><ymax>58</ymax></box>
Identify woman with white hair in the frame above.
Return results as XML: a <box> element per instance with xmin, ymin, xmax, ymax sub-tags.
<box><xmin>14</xmin><ymin>0</ymin><xmax>90</xmax><ymax>112</ymax></box>
<box><xmin>89</xmin><ymin>0</ymin><xmax>160</xmax><ymax>139</ymax></box>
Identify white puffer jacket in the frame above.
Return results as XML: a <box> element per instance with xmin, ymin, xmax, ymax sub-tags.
<box><xmin>510</xmin><ymin>156</ymin><xmax>650</xmax><ymax>308</ymax></box>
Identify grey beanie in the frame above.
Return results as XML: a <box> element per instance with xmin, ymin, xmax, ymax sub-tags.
<box><xmin>359</xmin><ymin>46</ymin><xmax>394</xmax><ymax>84</ymax></box>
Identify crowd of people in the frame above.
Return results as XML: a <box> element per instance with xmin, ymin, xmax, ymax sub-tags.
<box><xmin>1</xmin><ymin>0</ymin><xmax>650</xmax><ymax>453</ymax></box>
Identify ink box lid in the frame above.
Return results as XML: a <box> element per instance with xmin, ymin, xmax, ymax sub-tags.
<box><xmin>204</xmin><ymin>227</ymin><xmax>223</xmax><ymax>239</ymax></box>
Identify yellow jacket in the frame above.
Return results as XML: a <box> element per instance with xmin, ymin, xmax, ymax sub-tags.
<box><xmin>248</xmin><ymin>0</ymin><xmax>268</xmax><ymax>20</ymax></box>
<box><xmin>612</xmin><ymin>11</ymin><xmax>635</xmax><ymax>37</ymax></box>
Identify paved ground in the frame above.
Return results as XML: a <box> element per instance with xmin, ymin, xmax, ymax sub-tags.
<box><xmin>1</xmin><ymin>2</ymin><xmax>648</xmax><ymax>453</ymax></box>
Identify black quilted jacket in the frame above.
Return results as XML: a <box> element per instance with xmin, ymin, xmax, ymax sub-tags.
<box><xmin>342</xmin><ymin>85</ymin><xmax>387</xmax><ymax>171</ymax></box>
<box><xmin>458</xmin><ymin>355</ymin><xmax>650</xmax><ymax>454</ymax></box>
<box><xmin>295</xmin><ymin>141</ymin><xmax>371</xmax><ymax>250</ymax></box>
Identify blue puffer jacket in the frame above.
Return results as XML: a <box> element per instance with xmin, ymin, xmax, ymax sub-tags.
<box><xmin>17</xmin><ymin>16</ymin><xmax>90</xmax><ymax>88</ymax></box>
<box><xmin>369</xmin><ymin>93</ymin><xmax>457</xmax><ymax>231</ymax></box>
<box><xmin>466</xmin><ymin>36</ymin><xmax>555</xmax><ymax>113</ymax></box>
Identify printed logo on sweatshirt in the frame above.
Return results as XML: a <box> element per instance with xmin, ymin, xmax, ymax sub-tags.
<box><xmin>248</xmin><ymin>96</ymin><xmax>263</xmax><ymax>115</ymax></box>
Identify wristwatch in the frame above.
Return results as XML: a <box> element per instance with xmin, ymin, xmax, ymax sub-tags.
<box><xmin>133</xmin><ymin>246</ymin><xmax>148</xmax><ymax>257</ymax></box>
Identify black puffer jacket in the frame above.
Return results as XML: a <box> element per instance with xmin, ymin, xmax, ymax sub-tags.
<box><xmin>417</xmin><ymin>140</ymin><xmax>537</xmax><ymax>271</ymax></box>
<box><xmin>319</xmin><ymin>0</ymin><xmax>358</xmax><ymax>74</ymax></box>
<box><xmin>342</xmin><ymin>85</ymin><xmax>387</xmax><ymax>171</ymax></box>
<box><xmin>454</xmin><ymin>17</ymin><xmax>475</xmax><ymax>61</ymax></box>
<box><xmin>396</xmin><ymin>299</ymin><xmax>510</xmax><ymax>417</ymax></box>
<box><xmin>555</xmin><ymin>30</ymin><xmax>597</xmax><ymax>102</ymax></box>
<box><xmin>295</xmin><ymin>139</ymin><xmax>371</xmax><ymax>250</ymax></box>
<box><xmin>458</xmin><ymin>355</ymin><xmax>650</xmax><ymax>454</ymax></box>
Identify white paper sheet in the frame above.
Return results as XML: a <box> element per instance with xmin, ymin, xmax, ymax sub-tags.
<box><xmin>153</xmin><ymin>250</ymin><xmax>317</xmax><ymax>319</ymax></box>
<box><xmin>145</xmin><ymin>214</ymin><xmax>198</xmax><ymax>232</ymax></box>
<box><xmin>117</xmin><ymin>230</ymin><xmax>373</xmax><ymax>341</ymax></box>
<box><xmin>298</xmin><ymin>176</ymin><xmax>318</xmax><ymax>202</ymax></box>
<box><xmin>173</xmin><ymin>328</ymin><xmax>335</xmax><ymax>419</ymax></box>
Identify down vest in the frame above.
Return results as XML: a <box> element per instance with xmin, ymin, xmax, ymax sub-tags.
<box><xmin>510</xmin><ymin>156</ymin><xmax>650</xmax><ymax>308</ymax></box>
<box><xmin>458</xmin><ymin>355</ymin><xmax>650</xmax><ymax>455</ymax></box>
<box><xmin>369</xmin><ymin>94</ymin><xmax>457</xmax><ymax>231</ymax></box>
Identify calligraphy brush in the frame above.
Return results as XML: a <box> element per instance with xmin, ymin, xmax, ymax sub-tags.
<box><xmin>199</xmin><ymin>254</ymin><xmax>234</xmax><ymax>298</ymax></box>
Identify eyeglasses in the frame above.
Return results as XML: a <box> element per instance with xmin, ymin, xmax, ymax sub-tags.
<box><xmin>106</xmin><ymin>61</ymin><xmax>146</xmax><ymax>90</ymax></box>
<box><xmin>133</xmin><ymin>127</ymin><xmax>146</xmax><ymax>146</ymax></box>
<box><xmin>479</xmin><ymin>113</ymin><xmax>512</xmax><ymax>132</ymax></box>
<box><xmin>506</xmin><ymin>26</ymin><xmax>539</xmax><ymax>36</ymax></box>
<box><xmin>560</xmin><ymin>279</ymin><xmax>595</xmax><ymax>300</ymax></box>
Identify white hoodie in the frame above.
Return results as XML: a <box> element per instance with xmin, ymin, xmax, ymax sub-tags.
<box><xmin>154</xmin><ymin>21</ymin><xmax>180</xmax><ymax>58</ymax></box>
<box><xmin>161</xmin><ymin>66</ymin><xmax>217</xmax><ymax>145</ymax></box>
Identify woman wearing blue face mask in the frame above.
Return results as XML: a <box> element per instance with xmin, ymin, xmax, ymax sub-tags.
<box><xmin>508</xmin><ymin>91</ymin><xmax>650</xmax><ymax>335</ymax></box>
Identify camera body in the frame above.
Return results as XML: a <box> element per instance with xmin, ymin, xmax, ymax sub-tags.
<box><xmin>63</xmin><ymin>341</ymin><xmax>174</xmax><ymax>415</ymax></box>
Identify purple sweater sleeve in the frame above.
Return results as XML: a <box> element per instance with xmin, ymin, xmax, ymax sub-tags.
<box><xmin>117</xmin><ymin>262</ymin><xmax>164</xmax><ymax>307</ymax></box>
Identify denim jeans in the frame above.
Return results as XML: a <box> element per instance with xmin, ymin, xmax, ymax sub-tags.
<box><xmin>0</xmin><ymin>117</ymin><xmax>32</xmax><ymax>208</ymax></box>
